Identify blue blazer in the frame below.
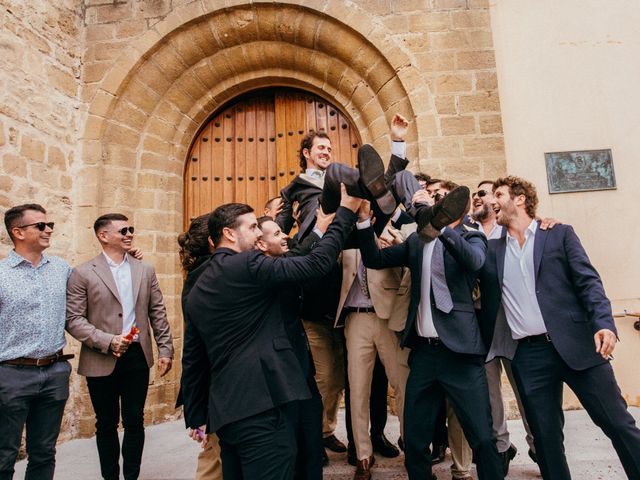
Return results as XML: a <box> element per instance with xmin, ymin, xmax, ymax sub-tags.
<box><xmin>478</xmin><ymin>222</ymin><xmax>615</xmax><ymax>371</ymax></box>
<box><xmin>358</xmin><ymin>224</ymin><xmax>488</xmax><ymax>355</ymax></box>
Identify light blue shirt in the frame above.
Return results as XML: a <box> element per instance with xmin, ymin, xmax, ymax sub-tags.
<box><xmin>501</xmin><ymin>220</ymin><xmax>547</xmax><ymax>339</ymax></box>
<box><xmin>103</xmin><ymin>252</ymin><xmax>137</xmax><ymax>336</ymax></box>
<box><xmin>0</xmin><ymin>251</ymin><xmax>70</xmax><ymax>361</ymax></box>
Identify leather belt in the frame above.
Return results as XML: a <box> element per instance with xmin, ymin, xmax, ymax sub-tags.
<box><xmin>518</xmin><ymin>333</ymin><xmax>551</xmax><ymax>344</ymax></box>
<box><xmin>345</xmin><ymin>306</ymin><xmax>376</xmax><ymax>314</ymax></box>
<box><xmin>1</xmin><ymin>351</ymin><xmax>75</xmax><ymax>367</ymax></box>
<box><xmin>416</xmin><ymin>337</ymin><xmax>442</xmax><ymax>346</ymax></box>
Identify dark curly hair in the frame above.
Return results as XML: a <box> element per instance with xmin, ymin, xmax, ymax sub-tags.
<box><xmin>299</xmin><ymin>131</ymin><xmax>330</xmax><ymax>170</ymax></box>
<box><xmin>178</xmin><ymin>214</ymin><xmax>211</xmax><ymax>272</ymax></box>
<box><xmin>493</xmin><ymin>175</ymin><xmax>538</xmax><ymax>218</ymax></box>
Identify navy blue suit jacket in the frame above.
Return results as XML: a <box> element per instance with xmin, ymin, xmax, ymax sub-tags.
<box><xmin>358</xmin><ymin>224</ymin><xmax>488</xmax><ymax>355</ymax></box>
<box><xmin>182</xmin><ymin>207</ymin><xmax>356</xmax><ymax>432</ymax></box>
<box><xmin>478</xmin><ymin>222</ymin><xmax>615</xmax><ymax>371</ymax></box>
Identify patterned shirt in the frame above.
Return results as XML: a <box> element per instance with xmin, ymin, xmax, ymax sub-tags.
<box><xmin>0</xmin><ymin>250</ymin><xmax>70</xmax><ymax>361</ymax></box>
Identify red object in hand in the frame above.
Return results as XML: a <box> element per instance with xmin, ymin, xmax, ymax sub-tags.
<box><xmin>123</xmin><ymin>326</ymin><xmax>139</xmax><ymax>342</ymax></box>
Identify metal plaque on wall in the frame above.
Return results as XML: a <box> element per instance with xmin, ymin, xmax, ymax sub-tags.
<box><xmin>544</xmin><ymin>149</ymin><xmax>616</xmax><ymax>194</ymax></box>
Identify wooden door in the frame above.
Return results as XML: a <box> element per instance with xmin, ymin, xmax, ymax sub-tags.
<box><xmin>184</xmin><ymin>88</ymin><xmax>361</xmax><ymax>227</ymax></box>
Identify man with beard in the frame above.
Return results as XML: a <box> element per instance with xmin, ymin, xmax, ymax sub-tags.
<box><xmin>181</xmin><ymin>188</ymin><xmax>361</xmax><ymax>480</ymax></box>
<box><xmin>470</xmin><ymin>180</ymin><xmax>536</xmax><ymax>472</ymax></box>
<box><xmin>479</xmin><ymin>176</ymin><xmax>640</xmax><ymax>479</ymax></box>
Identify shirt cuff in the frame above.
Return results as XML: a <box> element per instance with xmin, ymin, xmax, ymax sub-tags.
<box><xmin>391</xmin><ymin>208</ymin><xmax>401</xmax><ymax>223</ymax></box>
<box><xmin>312</xmin><ymin>227</ymin><xmax>324</xmax><ymax>238</ymax></box>
<box><xmin>391</xmin><ymin>140</ymin><xmax>406</xmax><ymax>159</ymax></box>
<box><xmin>356</xmin><ymin>219</ymin><xmax>372</xmax><ymax>230</ymax></box>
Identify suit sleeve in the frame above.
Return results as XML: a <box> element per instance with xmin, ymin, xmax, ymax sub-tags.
<box><xmin>356</xmin><ymin>224</ymin><xmax>410</xmax><ymax>269</ymax></box>
<box><xmin>439</xmin><ymin>228</ymin><xmax>487</xmax><ymax>272</ymax></box>
<box><xmin>286</xmin><ymin>231</ymin><xmax>320</xmax><ymax>257</ymax></box>
<box><xmin>562</xmin><ymin>226</ymin><xmax>615</xmax><ymax>334</ymax></box>
<box><xmin>275</xmin><ymin>185</ymin><xmax>295</xmax><ymax>235</ymax></box>
<box><xmin>146</xmin><ymin>266</ymin><xmax>174</xmax><ymax>359</ymax></box>
<box><xmin>250</xmin><ymin>207</ymin><xmax>356</xmax><ymax>284</ymax></box>
<box><xmin>181</xmin><ymin>312</ymin><xmax>209</xmax><ymax>429</ymax></box>
<box><xmin>65</xmin><ymin>268</ymin><xmax>113</xmax><ymax>354</ymax></box>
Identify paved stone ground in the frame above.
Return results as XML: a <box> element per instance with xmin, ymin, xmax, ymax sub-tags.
<box><xmin>15</xmin><ymin>407</ymin><xmax>638</xmax><ymax>479</ymax></box>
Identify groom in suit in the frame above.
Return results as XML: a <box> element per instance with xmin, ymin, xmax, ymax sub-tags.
<box><xmin>66</xmin><ymin>213</ymin><xmax>174</xmax><ymax>480</ymax></box>
<box><xmin>356</xmin><ymin>197</ymin><xmax>504</xmax><ymax>480</ymax></box>
<box><xmin>479</xmin><ymin>175</ymin><xmax>640</xmax><ymax>479</ymax></box>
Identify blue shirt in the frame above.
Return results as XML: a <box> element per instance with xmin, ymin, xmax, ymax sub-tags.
<box><xmin>0</xmin><ymin>250</ymin><xmax>70</xmax><ymax>361</ymax></box>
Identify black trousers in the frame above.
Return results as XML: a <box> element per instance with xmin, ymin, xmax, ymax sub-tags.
<box><xmin>218</xmin><ymin>403</ymin><xmax>298</xmax><ymax>480</ymax></box>
<box><xmin>86</xmin><ymin>343</ymin><xmax>149</xmax><ymax>480</ymax></box>
<box><xmin>0</xmin><ymin>361</ymin><xmax>70</xmax><ymax>480</ymax></box>
<box><xmin>295</xmin><ymin>381</ymin><xmax>323</xmax><ymax>480</ymax></box>
<box><xmin>512</xmin><ymin>340</ymin><xmax>640</xmax><ymax>480</ymax></box>
<box><xmin>403</xmin><ymin>342</ymin><xmax>503</xmax><ymax>480</ymax></box>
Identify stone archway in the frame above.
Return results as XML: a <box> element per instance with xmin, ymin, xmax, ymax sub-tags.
<box><xmin>75</xmin><ymin>2</ymin><xmax>438</xmax><ymax>421</ymax></box>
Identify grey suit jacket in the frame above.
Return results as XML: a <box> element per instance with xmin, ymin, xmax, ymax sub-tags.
<box><xmin>66</xmin><ymin>253</ymin><xmax>174</xmax><ymax>377</ymax></box>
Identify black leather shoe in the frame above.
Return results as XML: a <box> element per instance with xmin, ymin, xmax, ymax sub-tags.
<box><xmin>371</xmin><ymin>433</ymin><xmax>400</xmax><ymax>458</ymax></box>
<box><xmin>347</xmin><ymin>444</ymin><xmax>357</xmax><ymax>466</ymax></box>
<box><xmin>431</xmin><ymin>443</ymin><xmax>447</xmax><ymax>464</ymax></box>
<box><xmin>358</xmin><ymin>144</ymin><xmax>396</xmax><ymax>215</ymax></box>
<box><xmin>528</xmin><ymin>448</ymin><xmax>538</xmax><ymax>464</ymax></box>
<box><xmin>501</xmin><ymin>443</ymin><xmax>517</xmax><ymax>475</ymax></box>
<box><xmin>321</xmin><ymin>163</ymin><xmax>363</xmax><ymax>214</ymax></box>
<box><xmin>417</xmin><ymin>186</ymin><xmax>470</xmax><ymax>241</ymax></box>
<box><xmin>323</xmin><ymin>434</ymin><xmax>347</xmax><ymax>453</ymax></box>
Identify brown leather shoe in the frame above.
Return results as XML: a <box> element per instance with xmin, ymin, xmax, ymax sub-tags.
<box><xmin>353</xmin><ymin>455</ymin><xmax>375</xmax><ymax>480</ymax></box>
<box><xmin>322</xmin><ymin>434</ymin><xmax>347</xmax><ymax>453</ymax></box>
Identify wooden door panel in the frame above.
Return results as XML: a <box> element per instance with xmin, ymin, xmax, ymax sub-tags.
<box><xmin>184</xmin><ymin>88</ymin><xmax>361</xmax><ymax>228</ymax></box>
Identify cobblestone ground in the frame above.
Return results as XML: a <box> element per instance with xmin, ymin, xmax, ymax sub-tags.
<box><xmin>15</xmin><ymin>408</ymin><xmax>638</xmax><ymax>479</ymax></box>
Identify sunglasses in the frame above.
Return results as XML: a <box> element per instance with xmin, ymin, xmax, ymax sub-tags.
<box><xmin>117</xmin><ymin>226</ymin><xmax>135</xmax><ymax>236</ymax></box>
<box><xmin>17</xmin><ymin>222</ymin><xmax>55</xmax><ymax>231</ymax></box>
<box><xmin>472</xmin><ymin>189</ymin><xmax>489</xmax><ymax>198</ymax></box>
<box><xmin>434</xmin><ymin>192</ymin><xmax>448</xmax><ymax>202</ymax></box>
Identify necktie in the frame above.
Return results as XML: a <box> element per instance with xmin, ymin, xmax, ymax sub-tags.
<box><xmin>431</xmin><ymin>240</ymin><xmax>453</xmax><ymax>313</ymax></box>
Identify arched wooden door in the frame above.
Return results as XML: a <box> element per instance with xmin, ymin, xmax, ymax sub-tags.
<box><xmin>184</xmin><ymin>88</ymin><xmax>362</xmax><ymax>227</ymax></box>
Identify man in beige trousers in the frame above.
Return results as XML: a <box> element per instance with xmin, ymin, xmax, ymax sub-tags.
<box><xmin>66</xmin><ymin>213</ymin><xmax>174</xmax><ymax>480</ymax></box>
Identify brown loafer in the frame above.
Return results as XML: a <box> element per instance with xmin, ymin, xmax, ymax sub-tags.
<box><xmin>353</xmin><ymin>455</ymin><xmax>375</xmax><ymax>480</ymax></box>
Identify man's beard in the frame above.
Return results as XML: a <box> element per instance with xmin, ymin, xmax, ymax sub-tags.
<box><xmin>471</xmin><ymin>203</ymin><xmax>491</xmax><ymax>222</ymax></box>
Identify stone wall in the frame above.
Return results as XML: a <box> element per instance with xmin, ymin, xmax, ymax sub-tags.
<box><xmin>1</xmin><ymin>0</ymin><xmax>507</xmax><ymax>441</ymax></box>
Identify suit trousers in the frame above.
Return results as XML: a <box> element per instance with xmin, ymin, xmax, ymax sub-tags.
<box><xmin>345</xmin><ymin>312</ymin><xmax>403</xmax><ymax>460</ymax></box>
<box><xmin>302</xmin><ymin>320</ymin><xmax>345</xmax><ymax>438</ymax></box>
<box><xmin>86</xmin><ymin>343</ymin><xmax>150</xmax><ymax>480</ymax></box>
<box><xmin>218</xmin><ymin>403</ymin><xmax>298</xmax><ymax>480</ymax></box>
<box><xmin>511</xmin><ymin>340</ymin><xmax>640</xmax><ymax>480</ymax></box>
<box><xmin>395</xmin><ymin>345</ymin><xmax>472</xmax><ymax>476</ymax></box>
<box><xmin>294</xmin><ymin>384</ymin><xmax>324</xmax><ymax>480</ymax></box>
<box><xmin>0</xmin><ymin>361</ymin><xmax>70</xmax><ymax>480</ymax></box>
<box><xmin>485</xmin><ymin>357</ymin><xmax>534</xmax><ymax>453</ymax></box>
<box><xmin>403</xmin><ymin>342</ymin><xmax>503</xmax><ymax>480</ymax></box>
<box><xmin>195</xmin><ymin>434</ymin><xmax>222</xmax><ymax>480</ymax></box>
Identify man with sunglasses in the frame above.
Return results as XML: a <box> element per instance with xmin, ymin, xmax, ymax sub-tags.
<box><xmin>1</xmin><ymin>204</ymin><xmax>73</xmax><ymax>480</ymax></box>
<box><xmin>66</xmin><ymin>213</ymin><xmax>173</xmax><ymax>480</ymax></box>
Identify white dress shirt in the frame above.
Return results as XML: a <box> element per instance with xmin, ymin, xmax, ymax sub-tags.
<box><xmin>501</xmin><ymin>220</ymin><xmax>547</xmax><ymax>339</ymax></box>
<box><xmin>103</xmin><ymin>252</ymin><xmax>137</xmax><ymax>337</ymax></box>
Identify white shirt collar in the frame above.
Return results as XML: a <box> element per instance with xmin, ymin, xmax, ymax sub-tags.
<box><xmin>506</xmin><ymin>219</ymin><xmax>537</xmax><ymax>242</ymax></box>
<box><xmin>305</xmin><ymin>168</ymin><xmax>325</xmax><ymax>179</ymax></box>
<box><xmin>103</xmin><ymin>251</ymin><xmax>129</xmax><ymax>268</ymax></box>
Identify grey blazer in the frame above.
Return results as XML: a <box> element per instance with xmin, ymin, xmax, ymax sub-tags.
<box><xmin>66</xmin><ymin>253</ymin><xmax>173</xmax><ymax>377</ymax></box>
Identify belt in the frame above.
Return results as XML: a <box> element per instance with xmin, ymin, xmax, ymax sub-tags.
<box><xmin>518</xmin><ymin>333</ymin><xmax>551</xmax><ymax>344</ymax></box>
<box><xmin>344</xmin><ymin>306</ymin><xmax>376</xmax><ymax>314</ymax></box>
<box><xmin>1</xmin><ymin>351</ymin><xmax>75</xmax><ymax>367</ymax></box>
<box><xmin>416</xmin><ymin>337</ymin><xmax>442</xmax><ymax>346</ymax></box>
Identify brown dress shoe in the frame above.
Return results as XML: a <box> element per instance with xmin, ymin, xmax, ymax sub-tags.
<box><xmin>353</xmin><ymin>455</ymin><xmax>375</xmax><ymax>480</ymax></box>
<box><xmin>322</xmin><ymin>434</ymin><xmax>347</xmax><ymax>453</ymax></box>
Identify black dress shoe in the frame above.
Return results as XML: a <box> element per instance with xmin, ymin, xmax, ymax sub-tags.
<box><xmin>357</xmin><ymin>144</ymin><xmax>396</xmax><ymax>215</ymax></box>
<box><xmin>501</xmin><ymin>443</ymin><xmax>517</xmax><ymax>475</ymax></box>
<box><xmin>322</xmin><ymin>448</ymin><xmax>329</xmax><ymax>467</ymax></box>
<box><xmin>417</xmin><ymin>186</ymin><xmax>470</xmax><ymax>241</ymax></box>
<box><xmin>528</xmin><ymin>448</ymin><xmax>538</xmax><ymax>464</ymax></box>
<box><xmin>321</xmin><ymin>163</ymin><xmax>363</xmax><ymax>214</ymax></box>
<box><xmin>323</xmin><ymin>434</ymin><xmax>347</xmax><ymax>453</ymax></box>
<box><xmin>431</xmin><ymin>443</ymin><xmax>447</xmax><ymax>464</ymax></box>
<box><xmin>371</xmin><ymin>433</ymin><xmax>400</xmax><ymax>458</ymax></box>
